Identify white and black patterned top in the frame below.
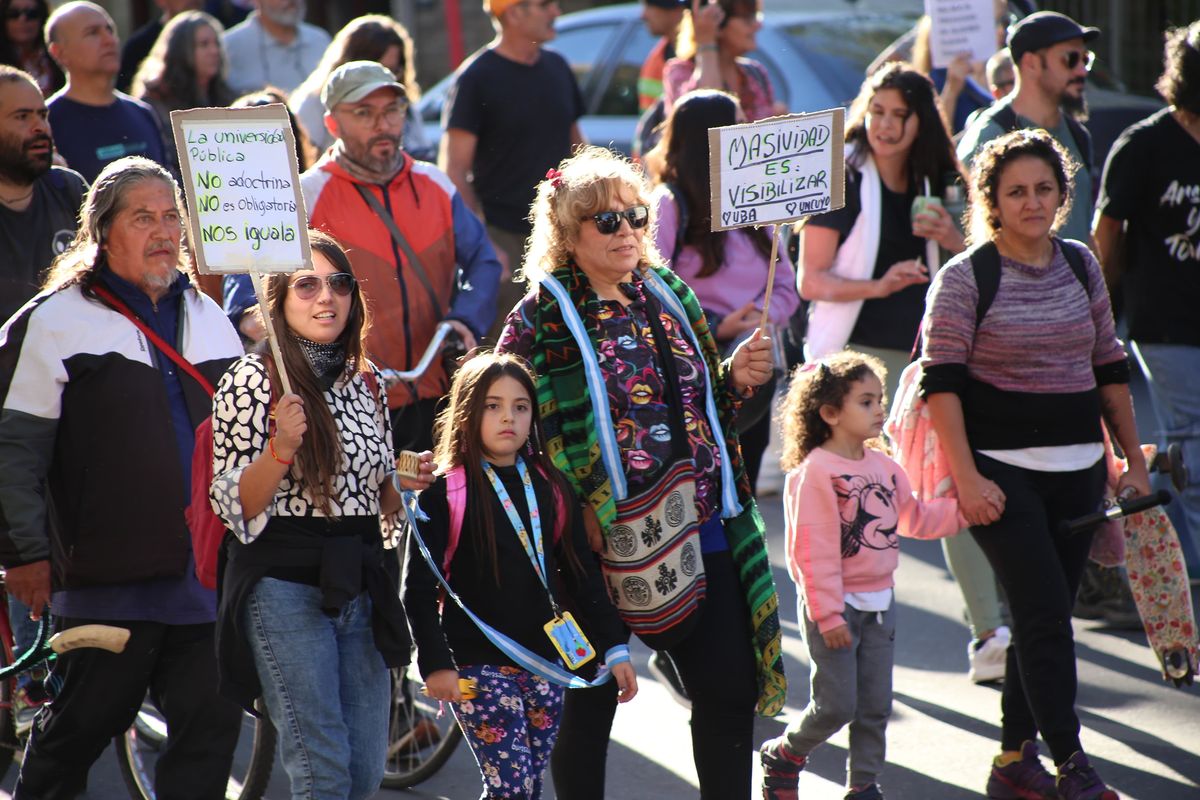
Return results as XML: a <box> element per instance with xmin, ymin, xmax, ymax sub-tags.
<box><xmin>210</xmin><ymin>353</ymin><xmax>395</xmax><ymax>544</ymax></box>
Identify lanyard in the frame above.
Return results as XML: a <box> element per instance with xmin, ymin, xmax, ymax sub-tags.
<box><xmin>481</xmin><ymin>457</ymin><xmax>562</xmax><ymax>617</ymax></box>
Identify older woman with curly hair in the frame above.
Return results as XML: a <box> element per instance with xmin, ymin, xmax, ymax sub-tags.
<box><xmin>497</xmin><ymin>145</ymin><xmax>786</xmax><ymax>800</ymax></box>
<box><xmin>922</xmin><ymin>128</ymin><xmax>1144</xmax><ymax>800</ymax></box>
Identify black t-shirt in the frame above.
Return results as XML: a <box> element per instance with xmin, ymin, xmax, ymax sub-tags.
<box><xmin>0</xmin><ymin>167</ymin><xmax>86</xmax><ymax>323</ymax></box>
<box><xmin>807</xmin><ymin>166</ymin><xmax>926</xmax><ymax>350</ymax></box>
<box><xmin>1097</xmin><ymin>108</ymin><xmax>1200</xmax><ymax>346</ymax></box>
<box><xmin>443</xmin><ymin>47</ymin><xmax>585</xmax><ymax>235</ymax></box>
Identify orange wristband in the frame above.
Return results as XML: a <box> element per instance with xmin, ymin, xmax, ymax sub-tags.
<box><xmin>268</xmin><ymin>437</ymin><xmax>293</xmax><ymax>466</ymax></box>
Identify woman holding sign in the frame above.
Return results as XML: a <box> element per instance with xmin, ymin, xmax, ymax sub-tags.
<box><xmin>209</xmin><ymin>230</ymin><xmax>434</xmax><ymax>800</ymax></box>
<box><xmin>496</xmin><ymin>146</ymin><xmax>786</xmax><ymax>800</ymax></box>
<box><xmin>646</xmin><ymin>88</ymin><xmax>800</xmax><ymax>492</ymax></box>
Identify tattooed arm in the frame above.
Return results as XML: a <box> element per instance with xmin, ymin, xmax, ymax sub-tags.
<box><xmin>1099</xmin><ymin>383</ymin><xmax>1150</xmax><ymax>498</ymax></box>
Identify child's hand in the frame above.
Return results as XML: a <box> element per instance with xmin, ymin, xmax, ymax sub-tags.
<box><xmin>612</xmin><ymin>662</ymin><xmax>638</xmax><ymax>703</ymax></box>
<box><xmin>394</xmin><ymin>450</ymin><xmax>435</xmax><ymax>491</ymax></box>
<box><xmin>423</xmin><ymin>669</ymin><xmax>463</xmax><ymax>702</ymax></box>
<box><xmin>822</xmin><ymin>625</ymin><xmax>852</xmax><ymax>649</ymax></box>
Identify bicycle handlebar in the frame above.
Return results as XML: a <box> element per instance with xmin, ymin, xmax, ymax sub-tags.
<box><xmin>1059</xmin><ymin>490</ymin><xmax>1172</xmax><ymax>536</ymax></box>
<box><xmin>377</xmin><ymin>322</ymin><xmax>455</xmax><ymax>389</ymax></box>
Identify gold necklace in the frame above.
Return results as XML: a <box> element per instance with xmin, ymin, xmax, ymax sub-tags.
<box><xmin>0</xmin><ymin>185</ymin><xmax>34</xmax><ymax>206</ymax></box>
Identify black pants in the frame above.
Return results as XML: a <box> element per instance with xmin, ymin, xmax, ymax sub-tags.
<box><xmin>969</xmin><ymin>454</ymin><xmax>1106</xmax><ymax>764</ymax></box>
<box><xmin>16</xmin><ymin>619</ymin><xmax>242</xmax><ymax>800</ymax></box>
<box><xmin>739</xmin><ymin>400</ymin><xmax>772</xmax><ymax>495</ymax></box>
<box><xmin>389</xmin><ymin>397</ymin><xmax>440</xmax><ymax>455</ymax></box>
<box><xmin>550</xmin><ymin>550</ymin><xmax>759</xmax><ymax>799</ymax></box>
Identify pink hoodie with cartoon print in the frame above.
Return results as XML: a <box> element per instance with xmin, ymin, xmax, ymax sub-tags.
<box><xmin>783</xmin><ymin>447</ymin><xmax>965</xmax><ymax>633</ymax></box>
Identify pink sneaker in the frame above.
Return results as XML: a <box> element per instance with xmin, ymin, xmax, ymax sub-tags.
<box><xmin>759</xmin><ymin>736</ymin><xmax>805</xmax><ymax>800</ymax></box>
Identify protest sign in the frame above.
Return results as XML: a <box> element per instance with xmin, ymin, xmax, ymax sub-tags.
<box><xmin>171</xmin><ymin>104</ymin><xmax>309</xmax><ymax>275</ymax></box>
<box><xmin>926</xmin><ymin>0</ymin><xmax>996</xmax><ymax>70</ymax></box>
<box><xmin>708</xmin><ymin>108</ymin><xmax>845</xmax><ymax>232</ymax></box>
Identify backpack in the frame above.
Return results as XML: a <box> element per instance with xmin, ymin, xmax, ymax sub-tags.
<box><xmin>189</xmin><ymin>365</ymin><xmax>380</xmax><ymax>590</ymax></box>
<box><xmin>440</xmin><ymin>463</ymin><xmax>568</xmax><ymax>582</ymax></box>
<box><xmin>989</xmin><ymin>102</ymin><xmax>1094</xmax><ymax>175</ymax></box>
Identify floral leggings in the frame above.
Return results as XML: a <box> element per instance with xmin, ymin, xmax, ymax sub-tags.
<box><xmin>454</xmin><ymin>664</ymin><xmax>566</xmax><ymax>800</ymax></box>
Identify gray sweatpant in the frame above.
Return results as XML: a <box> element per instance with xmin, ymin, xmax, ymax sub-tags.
<box><xmin>784</xmin><ymin>599</ymin><xmax>896</xmax><ymax>788</ymax></box>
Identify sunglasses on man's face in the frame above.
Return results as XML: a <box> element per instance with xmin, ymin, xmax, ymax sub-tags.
<box><xmin>588</xmin><ymin>205</ymin><xmax>650</xmax><ymax>235</ymax></box>
<box><xmin>6</xmin><ymin>7</ymin><xmax>43</xmax><ymax>21</ymax></box>
<box><xmin>289</xmin><ymin>273</ymin><xmax>357</xmax><ymax>300</ymax></box>
<box><xmin>1061</xmin><ymin>49</ymin><xmax>1095</xmax><ymax>72</ymax></box>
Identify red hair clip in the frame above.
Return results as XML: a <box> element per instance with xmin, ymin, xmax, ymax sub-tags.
<box><xmin>545</xmin><ymin>168</ymin><xmax>564</xmax><ymax>190</ymax></box>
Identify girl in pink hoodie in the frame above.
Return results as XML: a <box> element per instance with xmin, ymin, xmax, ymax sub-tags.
<box><xmin>759</xmin><ymin>351</ymin><xmax>966</xmax><ymax>800</ymax></box>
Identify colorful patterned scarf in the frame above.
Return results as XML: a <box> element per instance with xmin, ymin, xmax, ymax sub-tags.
<box><xmin>527</xmin><ymin>262</ymin><xmax>786</xmax><ymax>716</ymax></box>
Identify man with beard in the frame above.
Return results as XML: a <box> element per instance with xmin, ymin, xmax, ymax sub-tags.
<box><xmin>222</xmin><ymin>0</ymin><xmax>330</xmax><ymax>96</ymax></box>
<box><xmin>44</xmin><ymin>1</ymin><xmax>166</xmax><ymax>185</ymax></box>
<box><xmin>0</xmin><ymin>66</ymin><xmax>85</xmax><ymax>323</ymax></box>
<box><xmin>957</xmin><ymin>11</ymin><xmax>1099</xmax><ymax>243</ymax></box>
<box><xmin>0</xmin><ymin>156</ymin><xmax>243</xmax><ymax>799</ymax></box>
<box><xmin>301</xmin><ymin>61</ymin><xmax>500</xmax><ymax>452</ymax></box>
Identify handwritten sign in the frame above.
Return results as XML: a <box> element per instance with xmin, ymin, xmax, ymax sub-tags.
<box><xmin>926</xmin><ymin>0</ymin><xmax>997</xmax><ymax>70</ymax></box>
<box><xmin>708</xmin><ymin>108</ymin><xmax>845</xmax><ymax>232</ymax></box>
<box><xmin>171</xmin><ymin>105</ymin><xmax>309</xmax><ymax>274</ymax></box>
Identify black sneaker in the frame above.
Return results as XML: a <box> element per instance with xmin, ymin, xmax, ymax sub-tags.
<box><xmin>845</xmin><ymin>784</ymin><xmax>884</xmax><ymax>799</ymax></box>
<box><xmin>759</xmin><ymin>736</ymin><xmax>805</xmax><ymax>800</ymax></box>
<box><xmin>647</xmin><ymin>651</ymin><xmax>691</xmax><ymax>709</ymax></box>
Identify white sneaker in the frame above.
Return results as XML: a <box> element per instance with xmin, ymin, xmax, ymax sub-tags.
<box><xmin>968</xmin><ymin>625</ymin><xmax>1010</xmax><ymax>684</ymax></box>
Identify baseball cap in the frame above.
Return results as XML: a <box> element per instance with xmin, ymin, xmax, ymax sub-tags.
<box><xmin>1007</xmin><ymin>11</ymin><xmax>1100</xmax><ymax>64</ymax></box>
<box><xmin>321</xmin><ymin>61</ymin><xmax>405</xmax><ymax>112</ymax></box>
<box><xmin>483</xmin><ymin>0</ymin><xmax>523</xmax><ymax>15</ymax></box>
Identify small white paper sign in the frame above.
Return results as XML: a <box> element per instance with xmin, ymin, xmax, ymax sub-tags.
<box><xmin>926</xmin><ymin>0</ymin><xmax>997</xmax><ymax>70</ymax></box>
<box><xmin>171</xmin><ymin>105</ymin><xmax>309</xmax><ymax>275</ymax></box>
<box><xmin>708</xmin><ymin>108</ymin><xmax>845</xmax><ymax>232</ymax></box>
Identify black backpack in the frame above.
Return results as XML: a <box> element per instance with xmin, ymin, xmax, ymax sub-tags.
<box><xmin>988</xmin><ymin>102</ymin><xmax>1094</xmax><ymax>175</ymax></box>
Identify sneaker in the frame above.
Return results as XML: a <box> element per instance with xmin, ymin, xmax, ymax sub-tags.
<box><xmin>759</xmin><ymin>736</ymin><xmax>805</xmax><ymax>800</ymax></box>
<box><xmin>648</xmin><ymin>651</ymin><xmax>691</xmax><ymax>709</ymax></box>
<box><xmin>1056</xmin><ymin>751</ymin><xmax>1119</xmax><ymax>800</ymax></box>
<box><xmin>969</xmin><ymin>626</ymin><xmax>1011</xmax><ymax>684</ymax></box>
<box><xmin>845</xmin><ymin>785</ymin><xmax>884</xmax><ymax>800</ymax></box>
<box><xmin>986</xmin><ymin>740</ymin><xmax>1058</xmax><ymax>799</ymax></box>
<box><xmin>12</xmin><ymin>685</ymin><xmax>48</xmax><ymax>738</ymax></box>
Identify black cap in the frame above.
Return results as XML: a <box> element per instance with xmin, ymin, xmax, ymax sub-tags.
<box><xmin>1007</xmin><ymin>11</ymin><xmax>1100</xmax><ymax>64</ymax></box>
<box><xmin>643</xmin><ymin>0</ymin><xmax>688</xmax><ymax>8</ymax></box>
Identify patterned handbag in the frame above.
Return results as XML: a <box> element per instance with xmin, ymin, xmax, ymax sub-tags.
<box><xmin>599</xmin><ymin>294</ymin><xmax>707</xmax><ymax>651</ymax></box>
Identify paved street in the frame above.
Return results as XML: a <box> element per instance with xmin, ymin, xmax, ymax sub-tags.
<box><xmin>3</xmin><ymin>490</ymin><xmax>1197</xmax><ymax>799</ymax></box>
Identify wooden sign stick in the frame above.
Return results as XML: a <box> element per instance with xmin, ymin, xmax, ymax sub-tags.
<box><xmin>251</xmin><ymin>270</ymin><xmax>293</xmax><ymax>395</ymax></box>
<box><xmin>759</xmin><ymin>224</ymin><xmax>781</xmax><ymax>331</ymax></box>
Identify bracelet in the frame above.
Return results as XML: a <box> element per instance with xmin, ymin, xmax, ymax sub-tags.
<box><xmin>268</xmin><ymin>437</ymin><xmax>293</xmax><ymax>466</ymax></box>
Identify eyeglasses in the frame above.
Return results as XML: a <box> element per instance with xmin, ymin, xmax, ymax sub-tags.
<box><xmin>1061</xmin><ymin>49</ymin><xmax>1095</xmax><ymax>72</ymax></box>
<box><xmin>289</xmin><ymin>273</ymin><xmax>357</xmax><ymax>300</ymax></box>
<box><xmin>587</xmin><ymin>205</ymin><xmax>650</xmax><ymax>234</ymax></box>
<box><xmin>340</xmin><ymin>103</ymin><xmax>406</xmax><ymax>128</ymax></box>
<box><xmin>5</xmin><ymin>7</ymin><xmax>43</xmax><ymax>21</ymax></box>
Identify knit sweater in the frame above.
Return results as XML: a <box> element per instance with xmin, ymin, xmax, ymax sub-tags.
<box><xmin>920</xmin><ymin>240</ymin><xmax>1129</xmax><ymax>449</ymax></box>
<box><xmin>783</xmin><ymin>448</ymin><xmax>963</xmax><ymax>633</ymax></box>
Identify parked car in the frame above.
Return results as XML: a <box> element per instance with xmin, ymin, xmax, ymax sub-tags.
<box><xmin>416</xmin><ymin>3</ymin><xmax>919</xmax><ymax>155</ymax></box>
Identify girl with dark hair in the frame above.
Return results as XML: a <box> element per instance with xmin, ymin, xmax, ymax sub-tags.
<box><xmin>403</xmin><ymin>351</ymin><xmax>635</xmax><ymax>800</ymax></box>
<box><xmin>209</xmin><ymin>230</ymin><xmax>435</xmax><ymax>800</ymax></box>
<box><xmin>646</xmin><ymin>88</ymin><xmax>798</xmax><ymax>491</ymax></box>
<box><xmin>288</xmin><ymin>14</ymin><xmax>430</xmax><ymax>159</ymax></box>
<box><xmin>0</xmin><ymin>0</ymin><xmax>61</xmax><ymax>96</ymax></box>
<box><xmin>662</xmin><ymin>0</ymin><xmax>782</xmax><ymax>122</ymax></box>
<box><xmin>924</xmin><ymin>129</ymin><xmax>1143</xmax><ymax>800</ymax></box>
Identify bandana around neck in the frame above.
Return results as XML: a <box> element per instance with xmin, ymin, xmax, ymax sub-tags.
<box><xmin>292</xmin><ymin>335</ymin><xmax>346</xmax><ymax>389</ymax></box>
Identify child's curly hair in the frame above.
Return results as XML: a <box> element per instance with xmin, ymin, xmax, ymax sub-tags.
<box><xmin>778</xmin><ymin>350</ymin><xmax>888</xmax><ymax>470</ymax></box>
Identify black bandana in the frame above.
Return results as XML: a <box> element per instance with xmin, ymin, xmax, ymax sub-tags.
<box><xmin>293</xmin><ymin>336</ymin><xmax>347</xmax><ymax>389</ymax></box>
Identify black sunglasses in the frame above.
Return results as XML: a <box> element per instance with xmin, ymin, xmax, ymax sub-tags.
<box><xmin>588</xmin><ymin>205</ymin><xmax>650</xmax><ymax>235</ymax></box>
<box><xmin>1061</xmin><ymin>49</ymin><xmax>1095</xmax><ymax>71</ymax></box>
<box><xmin>6</xmin><ymin>7</ymin><xmax>43</xmax><ymax>21</ymax></box>
<box><xmin>289</xmin><ymin>272</ymin><xmax>356</xmax><ymax>300</ymax></box>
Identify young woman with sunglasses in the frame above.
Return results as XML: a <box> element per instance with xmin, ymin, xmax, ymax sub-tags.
<box><xmin>661</xmin><ymin>0</ymin><xmax>784</xmax><ymax>122</ymax></box>
<box><xmin>646</xmin><ymin>88</ymin><xmax>799</xmax><ymax>493</ymax></box>
<box><xmin>0</xmin><ymin>0</ymin><xmax>61</xmax><ymax>96</ymax></box>
<box><xmin>209</xmin><ymin>229</ymin><xmax>434</xmax><ymax>800</ymax></box>
<box><xmin>497</xmin><ymin>146</ymin><xmax>786</xmax><ymax>800</ymax></box>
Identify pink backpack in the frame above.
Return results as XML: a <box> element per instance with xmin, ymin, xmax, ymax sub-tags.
<box><xmin>441</xmin><ymin>464</ymin><xmax>569</xmax><ymax>581</ymax></box>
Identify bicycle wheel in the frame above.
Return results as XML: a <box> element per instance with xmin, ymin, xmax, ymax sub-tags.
<box><xmin>115</xmin><ymin>697</ymin><xmax>276</xmax><ymax>800</ymax></box>
<box><xmin>379</xmin><ymin>665</ymin><xmax>463</xmax><ymax>789</ymax></box>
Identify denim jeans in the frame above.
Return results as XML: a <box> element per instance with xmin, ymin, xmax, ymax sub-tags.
<box><xmin>245</xmin><ymin>579</ymin><xmax>389</xmax><ymax>800</ymax></box>
<box><xmin>1131</xmin><ymin>342</ymin><xmax>1200</xmax><ymax>574</ymax></box>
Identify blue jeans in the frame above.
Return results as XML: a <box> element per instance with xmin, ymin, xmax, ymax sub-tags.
<box><xmin>1131</xmin><ymin>342</ymin><xmax>1200</xmax><ymax>575</ymax></box>
<box><xmin>244</xmin><ymin>579</ymin><xmax>389</xmax><ymax>800</ymax></box>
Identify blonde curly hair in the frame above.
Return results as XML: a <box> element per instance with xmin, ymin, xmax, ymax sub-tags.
<box><xmin>518</xmin><ymin>146</ymin><xmax>665</xmax><ymax>286</ymax></box>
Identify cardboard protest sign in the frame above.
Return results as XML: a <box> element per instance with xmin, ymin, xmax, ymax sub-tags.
<box><xmin>170</xmin><ymin>105</ymin><xmax>309</xmax><ymax>275</ymax></box>
<box><xmin>926</xmin><ymin>0</ymin><xmax>996</xmax><ymax>70</ymax></box>
<box><xmin>708</xmin><ymin>108</ymin><xmax>845</xmax><ymax>232</ymax></box>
